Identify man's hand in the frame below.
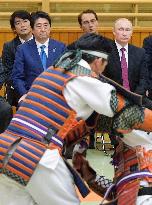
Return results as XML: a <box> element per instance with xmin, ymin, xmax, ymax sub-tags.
<box><xmin>48</xmin><ymin>66</ymin><xmax>54</xmax><ymax>70</ymax></box>
<box><xmin>72</xmin><ymin>152</ymin><xmax>85</xmax><ymax>172</ymax></box>
<box><xmin>18</xmin><ymin>94</ymin><xmax>27</xmax><ymax>103</ymax></box>
<box><xmin>116</xmin><ymin>128</ymin><xmax>132</xmax><ymax>134</ymax></box>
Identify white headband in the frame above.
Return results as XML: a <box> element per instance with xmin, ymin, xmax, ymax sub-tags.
<box><xmin>82</xmin><ymin>50</ymin><xmax>109</xmax><ymax>60</ymax></box>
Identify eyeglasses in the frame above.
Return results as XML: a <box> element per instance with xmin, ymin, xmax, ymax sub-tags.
<box><xmin>82</xmin><ymin>19</ymin><xmax>97</xmax><ymax>26</ymax></box>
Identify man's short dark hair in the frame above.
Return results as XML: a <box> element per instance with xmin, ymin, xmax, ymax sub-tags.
<box><xmin>30</xmin><ymin>11</ymin><xmax>51</xmax><ymax>29</ymax></box>
<box><xmin>10</xmin><ymin>10</ymin><xmax>31</xmax><ymax>30</ymax></box>
<box><xmin>78</xmin><ymin>9</ymin><xmax>98</xmax><ymax>26</ymax></box>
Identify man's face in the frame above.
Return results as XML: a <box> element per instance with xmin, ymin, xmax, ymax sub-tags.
<box><xmin>113</xmin><ymin>19</ymin><xmax>133</xmax><ymax>46</ymax></box>
<box><xmin>14</xmin><ymin>17</ymin><xmax>32</xmax><ymax>37</ymax></box>
<box><xmin>32</xmin><ymin>17</ymin><xmax>51</xmax><ymax>43</ymax></box>
<box><xmin>80</xmin><ymin>13</ymin><xmax>98</xmax><ymax>34</ymax></box>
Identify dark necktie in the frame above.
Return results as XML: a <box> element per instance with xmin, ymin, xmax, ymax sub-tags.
<box><xmin>120</xmin><ymin>47</ymin><xmax>130</xmax><ymax>90</ymax></box>
<box><xmin>40</xmin><ymin>45</ymin><xmax>47</xmax><ymax>70</ymax></box>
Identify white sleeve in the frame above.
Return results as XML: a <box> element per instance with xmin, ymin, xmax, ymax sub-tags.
<box><xmin>63</xmin><ymin>76</ymin><xmax>116</xmax><ymax>120</ymax></box>
<box><xmin>123</xmin><ymin>130</ymin><xmax>152</xmax><ymax>150</ymax></box>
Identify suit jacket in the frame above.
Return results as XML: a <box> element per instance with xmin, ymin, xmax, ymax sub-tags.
<box><xmin>143</xmin><ymin>35</ymin><xmax>152</xmax><ymax>89</ymax></box>
<box><xmin>0</xmin><ymin>57</ymin><xmax>9</xmax><ymax>87</ymax></box>
<box><xmin>2</xmin><ymin>36</ymin><xmax>21</xmax><ymax>83</ymax></box>
<box><xmin>103</xmin><ymin>40</ymin><xmax>148</xmax><ymax>95</ymax></box>
<box><xmin>12</xmin><ymin>38</ymin><xmax>66</xmax><ymax>96</ymax></box>
<box><xmin>1</xmin><ymin>36</ymin><xmax>22</xmax><ymax>106</ymax></box>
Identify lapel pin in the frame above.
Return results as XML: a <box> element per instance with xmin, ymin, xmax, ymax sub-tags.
<box><xmin>53</xmin><ymin>48</ymin><xmax>56</xmax><ymax>52</ymax></box>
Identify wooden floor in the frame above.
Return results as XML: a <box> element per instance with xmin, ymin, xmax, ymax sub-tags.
<box><xmin>77</xmin><ymin>149</ymin><xmax>114</xmax><ymax>205</ymax></box>
<box><xmin>79</xmin><ymin>191</ymin><xmax>102</xmax><ymax>205</ymax></box>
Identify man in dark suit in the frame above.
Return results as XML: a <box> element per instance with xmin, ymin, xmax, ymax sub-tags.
<box><xmin>68</xmin><ymin>9</ymin><xmax>100</xmax><ymax>150</ymax></box>
<box><xmin>1</xmin><ymin>10</ymin><xmax>33</xmax><ymax>107</ymax></box>
<box><xmin>77</xmin><ymin>9</ymin><xmax>99</xmax><ymax>149</ymax></box>
<box><xmin>143</xmin><ymin>35</ymin><xmax>152</xmax><ymax>100</ymax></box>
<box><xmin>0</xmin><ymin>57</ymin><xmax>13</xmax><ymax>133</ymax></box>
<box><xmin>103</xmin><ymin>18</ymin><xmax>148</xmax><ymax>96</ymax></box>
<box><xmin>12</xmin><ymin>11</ymin><xmax>66</xmax><ymax>103</ymax></box>
<box><xmin>103</xmin><ymin>18</ymin><xmax>148</xmax><ymax>149</ymax></box>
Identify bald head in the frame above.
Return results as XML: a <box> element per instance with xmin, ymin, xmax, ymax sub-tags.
<box><xmin>113</xmin><ymin>18</ymin><xmax>133</xmax><ymax>47</ymax></box>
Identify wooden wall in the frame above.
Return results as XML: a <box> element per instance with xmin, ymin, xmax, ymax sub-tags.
<box><xmin>1</xmin><ymin>0</ymin><xmax>152</xmax><ymax>28</ymax></box>
<box><xmin>0</xmin><ymin>27</ymin><xmax>152</xmax><ymax>55</ymax></box>
<box><xmin>0</xmin><ymin>27</ymin><xmax>152</xmax><ymax>97</ymax></box>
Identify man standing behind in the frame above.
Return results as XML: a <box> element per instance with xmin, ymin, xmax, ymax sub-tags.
<box><xmin>12</xmin><ymin>11</ymin><xmax>66</xmax><ymax>103</ymax></box>
<box><xmin>78</xmin><ymin>9</ymin><xmax>99</xmax><ymax>34</ymax></box>
<box><xmin>68</xmin><ymin>9</ymin><xmax>99</xmax><ymax>52</ymax></box>
<box><xmin>0</xmin><ymin>58</ymin><xmax>13</xmax><ymax>133</ymax></box>
<box><xmin>2</xmin><ymin>10</ymin><xmax>33</xmax><ymax>107</ymax></box>
<box><xmin>103</xmin><ymin>18</ymin><xmax>148</xmax><ymax>96</ymax></box>
<box><xmin>77</xmin><ymin>9</ymin><xmax>99</xmax><ymax>149</ymax></box>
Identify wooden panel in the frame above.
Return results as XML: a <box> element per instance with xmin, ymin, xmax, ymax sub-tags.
<box><xmin>0</xmin><ymin>30</ymin><xmax>15</xmax><ymax>55</ymax></box>
<box><xmin>103</xmin><ymin>32</ymin><xmax>114</xmax><ymax>40</ymax></box>
<box><xmin>59</xmin><ymin>32</ymin><xmax>69</xmax><ymax>45</ymax></box>
<box><xmin>68</xmin><ymin>32</ymin><xmax>78</xmax><ymax>44</ymax></box>
<box><xmin>98</xmin><ymin>32</ymin><xmax>105</xmax><ymax>37</ymax></box>
<box><xmin>140</xmin><ymin>32</ymin><xmax>150</xmax><ymax>47</ymax></box>
<box><xmin>1</xmin><ymin>1</ymin><xmax>152</xmax><ymax>27</ymax></box>
<box><xmin>131</xmin><ymin>32</ymin><xmax>141</xmax><ymax>47</ymax></box>
<box><xmin>0</xmin><ymin>28</ymin><xmax>152</xmax><ymax>55</ymax></box>
<box><xmin>49</xmin><ymin>0</ymin><xmax>152</xmax><ymax>3</ymax></box>
<box><xmin>1</xmin><ymin>0</ymin><xmax>152</xmax><ymax>27</ymax></box>
<box><xmin>0</xmin><ymin>26</ymin><xmax>151</xmax><ymax>97</ymax></box>
<box><xmin>51</xmin><ymin>32</ymin><xmax>60</xmax><ymax>41</ymax></box>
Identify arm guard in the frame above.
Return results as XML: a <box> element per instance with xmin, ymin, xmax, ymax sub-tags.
<box><xmin>110</xmin><ymin>90</ymin><xmax>130</xmax><ymax>114</ymax></box>
<box><xmin>99</xmin><ymin>75</ymin><xmax>152</xmax><ymax>133</ymax></box>
<box><xmin>96</xmin><ymin>90</ymin><xmax>131</xmax><ymax>134</ymax></box>
<box><xmin>97</xmin><ymin>90</ymin><xmax>152</xmax><ymax>134</ymax></box>
<box><xmin>113</xmin><ymin>105</ymin><xmax>152</xmax><ymax>133</ymax></box>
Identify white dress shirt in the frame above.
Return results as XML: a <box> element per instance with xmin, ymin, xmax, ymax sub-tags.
<box><xmin>19</xmin><ymin>35</ymin><xmax>33</xmax><ymax>44</ymax></box>
<box><xmin>36</xmin><ymin>38</ymin><xmax>49</xmax><ymax>57</ymax></box>
<box><xmin>115</xmin><ymin>40</ymin><xmax>128</xmax><ymax>67</ymax></box>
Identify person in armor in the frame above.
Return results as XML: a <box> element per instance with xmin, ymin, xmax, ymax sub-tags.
<box><xmin>0</xmin><ymin>32</ymin><xmax>152</xmax><ymax>205</ymax></box>
<box><xmin>70</xmin><ymin>39</ymin><xmax>152</xmax><ymax>205</ymax></box>
<box><xmin>0</xmin><ymin>32</ymin><xmax>112</xmax><ymax>205</ymax></box>
<box><xmin>74</xmin><ymin>118</ymin><xmax>152</xmax><ymax>205</ymax></box>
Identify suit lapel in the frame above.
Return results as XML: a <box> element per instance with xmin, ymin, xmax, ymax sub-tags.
<box><xmin>128</xmin><ymin>45</ymin><xmax>134</xmax><ymax>81</ymax></box>
<box><xmin>14</xmin><ymin>36</ymin><xmax>22</xmax><ymax>47</ymax></box>
<box><xmin>14</xmin><ymin>36</ymin><xmax>22</xmax><ymax>54</ymax></box>
<box><xmin>47</xmin><ymin>39</ymin><xmax>57</xmax><ymax>67</ymax></box>
<box><xmin>112</xmin><ymin>42</ymin><xmax>122</xmax><ymax>76</ymax></box>
<box><xmin>28</xmin><ymin>39</ymin><xmax>44</xmax><ymax>71</ymax></box>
